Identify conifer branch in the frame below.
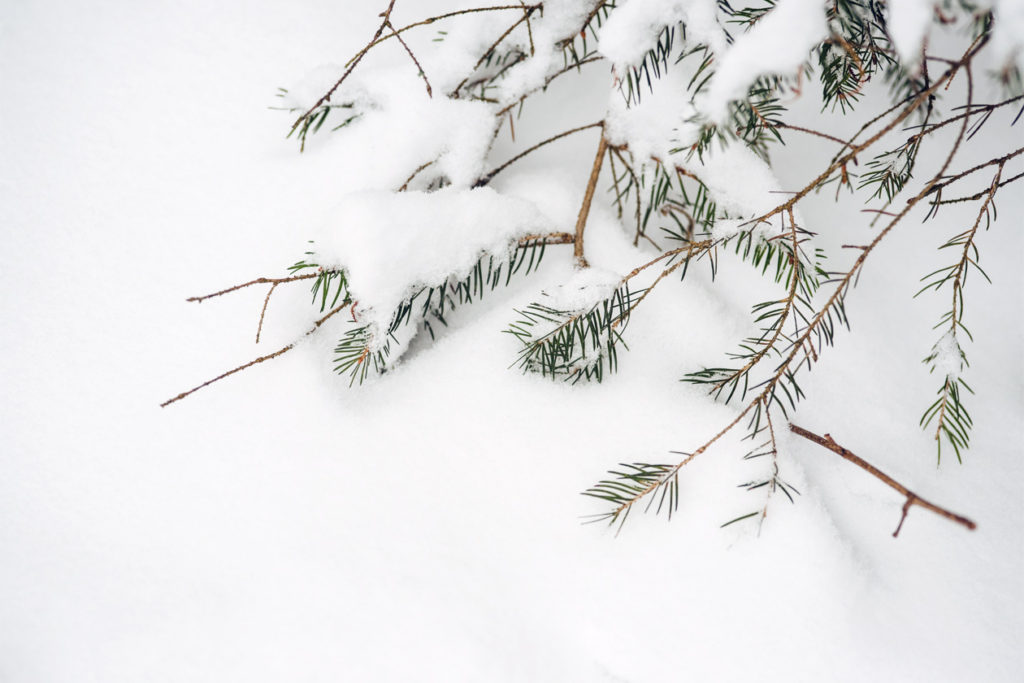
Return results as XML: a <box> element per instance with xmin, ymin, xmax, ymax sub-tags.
<box><xmin>788</xmin><ymin>424</ymin><xmax>976</xmax><ymax>536</ymax></box>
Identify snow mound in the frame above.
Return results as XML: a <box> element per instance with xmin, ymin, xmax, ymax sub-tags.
<box><xmin>312</xmin><ymin>187</ymin><xmax>552</xmax><ymax>327</ymax></box>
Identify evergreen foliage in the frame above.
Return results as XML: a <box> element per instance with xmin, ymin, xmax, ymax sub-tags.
<box><xmin>169</xmin><ymin>0</ymin><xmax>1021</xmax><ymax>535</ymax></box>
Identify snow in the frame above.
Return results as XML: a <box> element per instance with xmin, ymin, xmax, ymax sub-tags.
<box><xmin>286</xmin><ymin>64</ymin><xmax>497</xmax><ymax>189</ymax></box>
<box><xmin>312</xmin><ymin>187</ymin><xmax>550</xmax><ymax>327</ymax></box>
<box><xmin>544</xmin><ymin>266</ymin><xmax>623</xmax><ymax>311</ymax></box>
<box><xmin>699</xmin><ymin>0</ymin><xmax>828</xmax><ymax>122</ymax></box>
<box><xmin>1</xmin><ymin>1</ymin><xmax>1022</xmax><ymax>682</ymax></box>
<box><xmin>604</xmin><ymin>68</ymin><xmax>700</xmax><ymax>165</ymax></box>
<box><xmin>598</xmin><ymin>0</ymin><xmax>725</xmax><ymax>69</ymax></box>
<box><xmin>991</xmin><ymin>0</ymin><xmax>1024</xmax><ymax>72</ymax></box>
<box><xmin>930</xmin><ymin>330</ymin><xmax>965</xmax><ymax>380</ymax></box>
<box><xmin>494</xmin><ymin>0</ymin><xmax>601</xmax><ymax>104</ymax></box>
<box><xmin>888</xmin><ymin>0</ymin><xmax>935</xmax><ymax>68</ymax></box>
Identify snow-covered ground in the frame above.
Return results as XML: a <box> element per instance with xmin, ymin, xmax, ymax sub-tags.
<box><xmin>2</xmin><ymin>1</ymin><xmax>1022</xmax><ymax>681</ymax></box>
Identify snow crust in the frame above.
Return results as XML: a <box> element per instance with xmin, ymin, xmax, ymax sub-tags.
<box><xmin>699</xmin><ymin>0</ymin><xmax>827</xmax><ymax>122</ymax></box>
<box><xmin>313</xmin><ymin>187</ymin><xmax>550</xmax><ymax>326</ymax></box>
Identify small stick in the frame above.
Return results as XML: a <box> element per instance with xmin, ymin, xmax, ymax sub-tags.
<box><xmin>386</xmin><ymin>19</ymin><xmax>433</xmax><ymax>97</ymax></box>
<box><xmin>573</xmin><ymin>132</ymin><xmax>608</xmax><ymax>268</ymax></box>
<box><xmin>255</xmin><ymin>283</ymin><xmax>278</xmax><ymax>344</ymax></box>
<box><xmin>292</xmin><ymin>0</ymin><xmax>398</xmax><ymax>133</ymax></box>
<box><xmin>161</xmin><ymin>303</ymin><xmax>347</xmax><ymax>408</ymax></box>
<box><xmin>475</xmin><ymin>121</ymin><xmax>604</xmax><ymax>186</ymax></box>
<box><xmin>518</xmin><ymin>232</ymin><xmax>574</xmax><ymax>245</ymax></box>
<box><xmin>187</xmin><ymin>274</ymin><xmax>317</xmax><ymax>303</ymax></box>
<box><xmin>789</xmin><ymin>424</ymin><xmax>976</xmax><ymax>537</ymax></box>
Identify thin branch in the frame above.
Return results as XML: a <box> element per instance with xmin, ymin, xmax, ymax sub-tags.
<box><xmin>187</xmin><ymin>274</ymin><xmax>318</xmax><ymax>303</ymax></box>
<box><xmin>161</xmin><ymin>303</ymin><xmax>348</xmax><ymax>408</ymax></box>
<box><xmin>518</xmin><ymin>231</ymin><xmax>574</xmax><ymax>245</ymax></box>
<box><xmin>255</xmin><ymin>283</ymin><xmax>277</xmax><ymax>344</ymax></box>
<box><xmin>476</xmin><ymin>121</ymin><xmax>604</xmax><ymax>186</ymax></box>
<box><xmin>574</xmin><ymin>132</ymin><xmax>608</xmax><ymax>268</ymax></box>
<box><xmin>292</xmin><ymin>0</ymin><xmax>398</xmax><ymax>133</ymax></box>
<box><xmin>351</xmin><ymin>5</ymin><xmax>540</xmax><ymax>67</ymax></box>
<box><xmin>398</xmin><ymin>160</ymin><xmax>435</xmax><ymax>191</ymax></box>
<box><xmin>386</xmin><ymin>19</ymin><xmax>433</xmax><ymax>97</ymax></box>
<box><xmin>788</xmin><ymin>424</ymin><xmax>976</xmax><ymax>536</ymax></box>
<box><xmin>934</xmin><ymin>168</ymin><xmax>1024</xmax><ymax>205</ymax></box>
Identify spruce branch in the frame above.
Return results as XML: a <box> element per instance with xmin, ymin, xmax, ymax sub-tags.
<box><xmin>917</xmin><ymin>164</ymin><xmax>1003</xmax><ymax>463</ymax></box>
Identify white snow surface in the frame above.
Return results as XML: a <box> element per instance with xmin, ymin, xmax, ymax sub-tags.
<box><xmin>313</xmin><ymin>187</ymin><xmax>550</xmax><ymax>327</ymax></box>
<box><xmin>699</xmin><ymin>0</ymin><xmax>828</xmax><ymax>122</ymax></box>
<box><xmin>2</xmin><ymin>2</ymin><xmax>1023</xmax><ymax>682</ymax></box>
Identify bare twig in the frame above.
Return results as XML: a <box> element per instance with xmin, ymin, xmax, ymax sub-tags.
<box><xmin>187</xmin><ymin>274</ymin><xmax>318</xmax><ymax>303</ymax></box>
<box><xmin>788</xmin><ymin>424</ymin><xmax>976</xmax><ymax>536</ymax></box>
<box><xmin>161</xmin><ymin>303</ymin><xmax>348</xmax><ymax>408</ymax></box>
<box><xmin>475</xmin><ymin>121</ymin><xmax>604</xmax><ymax>186</ymax></box>
<box><xmin>573</xmin><ymin>132</ymin><xmax>608</xmax><ymax>268</ymax></box>
<box><xmin>398</xmin><ymin>160</ymin><xmax>435</xmax><ymax>191</ymax></box>
<box><xmin>519</xmin><ymin>232</ymin><xmax>574</xmax><ymax>245</ymax></box>
<box><xmin>386</xmin><ymin>19</ymin><xmax>433</xmax><ymax>97</ymax></box>
<box><xmin>292</xmin><ymin>0</ymin><xmax>398</xmax><ymax>133</ymax></box>
<box><xmin>255</xmin><ymin>283</ymin><xmax>277</xmax><ymax>344</ymax></box>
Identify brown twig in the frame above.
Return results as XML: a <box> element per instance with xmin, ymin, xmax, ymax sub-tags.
<box><xmin>398</xmin><ymin>160</ymin><xmax>435</xmax><ymax>191</ymax></box>
<box><xmin>186</xmin><ymin>274</ymin><xmax>318</xmax><ymax>303</ymax></box>
<box><xmin>475</xmin><ymin>121</ymin><xmax>604</xmax><ymax>186</ymax></box>
<box><xmin>518</xmin><ymin>232</ymin><xmax>574</xmax><ymax>245</ymax></box>
<box><xmin>161</xmin><ymin>303</ymin><xmax>348</xmax><ymax>408</ymax></box>
<box><xmin>292</xmin><ymin>0</ymin><xmax>398</xmax><ymax>133</ymax></box>
<box><xmin>255</xmin><ymin>283</ymin><xmax>277</xmax><ymax>344</ymax></box>
<box><xmin>452</xmin><ymin>4</ymin><xmax>539</xmax><ymax>95</ymax></box>
<box><xmin>386</xmin><ymin>19</ymin><xmax>433</xmax><ymax>97</ymax></box>
<box><xmin>573</xmin><ymin>132</ymin><xmax>608</xmax><ymax>268</ymax></box>
<box><xmin>788</xmin><ymin>424</ymin><xmax>976</xmax><ymax>537</ymax></box>
<box><xmin>352</xmin><ymin>5</ymin><xmax>541</xmax><ymax>68</ymax></box>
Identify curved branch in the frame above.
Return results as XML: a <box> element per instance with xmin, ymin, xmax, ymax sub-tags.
<box><xmin>788</xmin><ymin>424</ymin><xmax>976</xmax><ymax>536</ymax></box>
